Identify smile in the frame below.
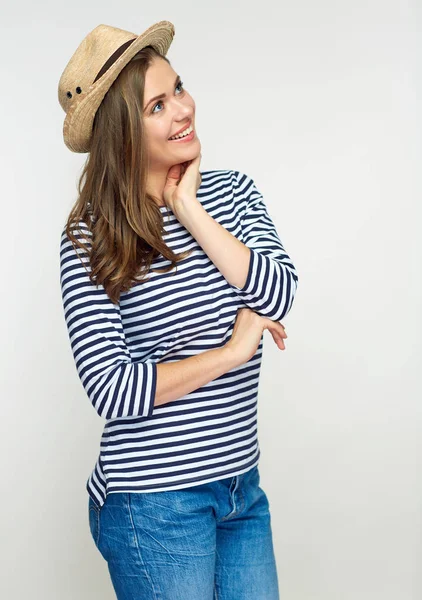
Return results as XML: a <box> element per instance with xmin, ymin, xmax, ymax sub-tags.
<box><xmin>168</xmin><ymin>124</ymin><xmax>194</xmax><ymax>141</ymax></box>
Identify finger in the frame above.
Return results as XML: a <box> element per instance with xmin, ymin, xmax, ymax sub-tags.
<box><xmin>278</xmin><ymin>334</ymin><xmax>286</xmax><ymax>348</ymax></box>
<box><xmin>278</xmin><ymin>323</ymin><xmax>287</xmax><ymax>337</ymax></box>
<box><xmin>270</xmin><ymin>324</ymin><xmax>287</xmax><ymax>341</ymax></box>
<box><xmin>267</xmin><ymin>320</ymin><xmax>287</xmax><ymax>337</ymax></box>
<box><xmin>167</xmin><ymin>163</ymin><xmax>182</xmax><ymax>182</ymax></box>
<box><xmin>272</xmin><ymin>331</ymin><xmax>285</xmax><ymax>349</ymax></box>
<box><xmin>180</xmin><ymin>157</ymin><xmax>201</xmax><ymax>187</ymax></box>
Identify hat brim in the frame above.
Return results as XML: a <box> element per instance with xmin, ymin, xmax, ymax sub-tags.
<box><xmin>63</xmin><ymin>21</ymin><xmax>175</xmax><ymax>153</ymax></box>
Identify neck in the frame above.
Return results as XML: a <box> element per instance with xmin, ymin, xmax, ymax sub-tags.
<box><xmin>146</xmin><ymin>168</ymin><xmax>169</xmax><ymax>207</ymax></box>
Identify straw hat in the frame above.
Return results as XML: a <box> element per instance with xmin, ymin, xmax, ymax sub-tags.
<box><xmin>58</xmin><ymin>21</ymin><xmax>175</xmax><ymax>153</ymax></box>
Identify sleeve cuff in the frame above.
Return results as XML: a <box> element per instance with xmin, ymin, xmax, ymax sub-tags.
<box><xmin>231</xmin><ymin>247</ymin><xmax>257</xmax><ymax>294</ymax></box>
<box><xmin>143</xmin><ymin>361</ymin><xmax>157</xmax><ymax>418</ymax></box>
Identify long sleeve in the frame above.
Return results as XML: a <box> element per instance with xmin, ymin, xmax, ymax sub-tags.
<box><xmin>229</xmin><ymin>170</ymin><xmax>299</xmax><ymax>321</ymax></box>
<box><xmin>59</xmin><ymin>222</ymin><xmax>157</xmax><ymax>420</ymax></box>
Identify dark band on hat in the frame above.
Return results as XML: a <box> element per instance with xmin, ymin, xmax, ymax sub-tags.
<box><xmin>93</xmin><ymin>38</ymin><xmax>136</xmax><ymax>84</ymax></box>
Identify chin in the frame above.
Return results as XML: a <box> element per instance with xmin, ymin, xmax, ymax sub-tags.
<box><xmin>187</xmin><ymin>137</ymin><xmax>201</xmax><ymax>153</ymax></box>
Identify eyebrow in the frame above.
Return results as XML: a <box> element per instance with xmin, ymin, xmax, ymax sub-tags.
<box><xmin>144</xmin><ymin>75</ymin><xmax>181</xmax><ymax>112</ymax></box>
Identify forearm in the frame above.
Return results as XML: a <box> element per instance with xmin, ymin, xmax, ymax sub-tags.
<box><xmin>176</xmin><ymin>194</ymin><xmax>298</xmax><ymax>322</ymax></box>
<box><xmin>176</xmin><ymin>198</ymin><xmax>251</xmax><ymax>290</ymax></box>
<box><xmin>154</xmin><ymin>346</ymin><xmax>239</xmax><ymax>407</ymax></box>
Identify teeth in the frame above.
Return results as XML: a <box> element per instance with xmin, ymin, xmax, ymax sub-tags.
<box><xmin>169</xmin><ymin>124</ymin><xmax>193</xmax><ymax>140</ymax></box>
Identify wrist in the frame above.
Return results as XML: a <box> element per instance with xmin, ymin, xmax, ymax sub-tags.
<box><xmin>174</xmin><ymin>195</ymin><xmax>203</xmax><ymax>225</ymax></box>
<box><xmin>220</xmin><ymin>344</ymin><xmax>240</xmax><ymax>370</ymax></box>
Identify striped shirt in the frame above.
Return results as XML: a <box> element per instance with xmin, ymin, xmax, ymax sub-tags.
<box><xmin>59</xmin><ymin>169</ymin><xmax>299</xmax><ymax>508</ymax></box>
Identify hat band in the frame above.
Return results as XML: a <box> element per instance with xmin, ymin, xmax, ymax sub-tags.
<box><xmin>93</xmin><ymin>38</ymin><xmax>137</xmax><ymax>84</ymax></box>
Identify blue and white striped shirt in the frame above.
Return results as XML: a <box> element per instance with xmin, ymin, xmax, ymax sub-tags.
<box><xmin>59</xmin><ymin>169</ymin><xmax>299</xmax><ymax>508</ymax></box>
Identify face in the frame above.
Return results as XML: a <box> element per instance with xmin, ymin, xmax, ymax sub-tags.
<box><xmin>142</xmin><ymin>57</ymin><xmax>201</xmax><ymax>172</ymax></box>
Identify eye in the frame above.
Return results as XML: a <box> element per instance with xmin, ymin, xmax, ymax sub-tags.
<box><xmin>151</xmin><ymin>80</ymin><xmax>184</xmax><ymax>114</ymax></box>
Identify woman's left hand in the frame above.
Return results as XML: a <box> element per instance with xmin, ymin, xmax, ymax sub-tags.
<box><xmin>163</xmin><ymin>153</ymin><xmax>202</xmax><ymax>214</ymax></box>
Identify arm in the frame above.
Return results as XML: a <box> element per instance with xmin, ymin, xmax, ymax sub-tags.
<box><xmin>176</xmin><ymin>170</ymin><xmax>299</xmax><ymax>321</ymax></box>
<box><xmin>60</xmin><ymin>223</ymin><xmax>239</xmax><ymax>420</ymax></box>
<box><xmin>60</xmin><ymin>223</ymin><xmax>157</xmax><ymax>420</ymax></box>
<box><xmin>155</xmin><ymin>346</ymin><xmax>239</xmax><ymax>406</ymax></box>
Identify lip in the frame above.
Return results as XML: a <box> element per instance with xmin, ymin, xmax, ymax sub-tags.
<box><xmin>168</xmin><ymin>120</ymin><xmax>192</xmax><ymax>139</ymax></box>
<box><xmin>168</xmin><ymin>129</ymin><xmax>195</xmax><ymax>143</ymax></box>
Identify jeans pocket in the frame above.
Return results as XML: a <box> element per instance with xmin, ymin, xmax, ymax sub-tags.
<box><xmin>88</xmin><ymin>496</ymin><xmax>101</xmax><ymax>548</ymax></box>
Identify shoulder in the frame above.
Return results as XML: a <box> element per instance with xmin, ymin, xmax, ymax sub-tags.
<box><xmin>198</xmin><ymin>170</ymin><xmax>259</xmax><ymax>213</ymax></box>
<box><xmin>60</xmin><ymin>219</ymin><xmax>91</xmax><ymax>245</ymax></box>
<box><xmin>199</xmin><ymin>169</ymin><xmax>254</xmax><ymax>190</ymax></box>
<box><xmin>59</xmin><ymin>219</ymin><xmax>93</xmax><ymax>271</ymax></box>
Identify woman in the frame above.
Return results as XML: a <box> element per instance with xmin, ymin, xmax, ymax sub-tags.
<box><xmin>58</xmin><ymin>20</ymin><xmax>298</xmax><ymax>600</ymax></box>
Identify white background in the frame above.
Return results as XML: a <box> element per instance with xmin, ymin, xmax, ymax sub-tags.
<box><xmin>1</xmin><ymin>1</ymin><xmax>420</xmax><ymax>598</ymax></box>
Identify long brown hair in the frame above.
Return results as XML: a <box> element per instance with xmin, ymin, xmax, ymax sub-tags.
<box><xmin>64</xmin><ymin>45</ymin><xmax>193</xmax><ymax>305</ymax></box>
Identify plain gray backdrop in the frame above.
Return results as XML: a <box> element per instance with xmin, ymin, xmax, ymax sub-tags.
<box><xmin>1</xmin><ymin>1</ymin><xmax>420</xmax><ymax>598</ymax></box>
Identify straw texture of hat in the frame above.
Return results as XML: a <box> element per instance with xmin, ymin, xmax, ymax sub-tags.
<box><xmin>58</xmin><ymin>21</ymin><xmax>175</xmax><ymax>153</ymax></box>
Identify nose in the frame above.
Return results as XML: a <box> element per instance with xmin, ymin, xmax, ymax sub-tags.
<box><xmin>172</xmin><ymin>95</ymin><xmax>192</xmax><ymax>113</ymax></box>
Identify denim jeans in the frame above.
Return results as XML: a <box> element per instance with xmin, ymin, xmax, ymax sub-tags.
<box><xmin>88</xmin><ymin>465</ymin><xmax>279</xmax><ymax>599</ymax></box>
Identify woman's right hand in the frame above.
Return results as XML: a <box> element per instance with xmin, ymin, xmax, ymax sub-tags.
<box><xmin>225</xmin><ymin>307</ymin><xmax>288</xmax><ymax>365</ymax></box>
